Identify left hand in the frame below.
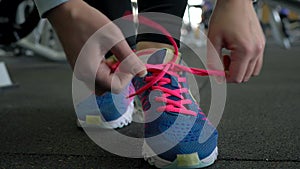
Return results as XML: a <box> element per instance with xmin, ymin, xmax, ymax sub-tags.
<box><xmin>207</xmin><ymin>0</ymin><xmax>265</xmax><ymax>83</ymax></box>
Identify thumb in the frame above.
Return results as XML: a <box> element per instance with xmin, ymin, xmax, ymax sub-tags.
<box><xmin>206</xmin><ymin>36</ymin><xmax>225</xmax><ymax>83</ymax></box>
<box><xmin>109</xmin><ymin>53</ymin><xmax>146</xmax><ymax>93</ymax></box>
<box><xmin>207</xmin><ymin>36</ymin><xmax>223</xmax><ymax>70</ymax></box>
<box><xmin>111</xmin><ymin>40</ymin><xmax>147</xmax><ymax>77</ymax></box>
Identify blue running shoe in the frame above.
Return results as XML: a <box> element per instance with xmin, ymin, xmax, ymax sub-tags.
<box><xmin>76</xmin><ymin>84</ymin><xmax>134</xmax><ymax>129</ymax></box>
<box><xmin>131</xmin><ymin>48</ymin><xmax>220</xmax><ymax>168</ymax></box>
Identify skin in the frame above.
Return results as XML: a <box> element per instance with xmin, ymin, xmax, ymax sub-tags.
<box><xmin>46</xmin><ymin>0</ymin><xmax>265</xmax><ymax>94</ymax></box>
<box><xmin>46</xmin><ymin>0</ymin><xmax>147</xmax><ymax>95</ymax></box>
<box><xmin>208</xmin><ymin>0</ymin><xmax>265</xmax><ymax>83</ymax></box>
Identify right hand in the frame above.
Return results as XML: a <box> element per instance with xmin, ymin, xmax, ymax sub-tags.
<box><xmin>46</xmin><ymin>0</ymin><xmax>147</xmax><ymax>94</ymax></box>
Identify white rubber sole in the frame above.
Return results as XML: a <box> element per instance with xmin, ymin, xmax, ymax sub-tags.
<box><xmin>143</xmin><ymin>143</ymin><xmax>218</xmax><ymax>169</ymax></box>
<box><xmin>77</xmin><ymin>101</ymin><xmax>134</xmax><ymax>129</ymax></box>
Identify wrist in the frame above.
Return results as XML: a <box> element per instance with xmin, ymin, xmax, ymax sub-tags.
<box><xmin>217</xmin><ymin>0</ymin><xmax>253</xmax><ymax>4</ymax></box>
<box><xmin>216</xmin><ymin>0</ymin><xmax>254</xmax><ymax>10</ymax></box>
<box><xmin>46</xmin><ymin>0</ymin><xmax>82</xmax><ymax>21</ymax></box>
<box><xmin>46</xmin><ymin>0</ymin><xmax>108</xmax><ymax>34</ymax></box>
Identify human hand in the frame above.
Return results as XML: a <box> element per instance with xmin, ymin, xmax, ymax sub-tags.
<box><xmin>46</xmin><ymin>0</ymin><xmax>146</xmax><ymax>94</ymax></box>
<box><xmin>207</xmin><ymin>0</ymin><xmax>265</xmax><ymax>83</ymax></box>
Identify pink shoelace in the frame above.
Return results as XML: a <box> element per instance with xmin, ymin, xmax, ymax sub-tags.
<box><xmin>122</xmin><ymin>15</ymin><xmax>225</xmax><ymax>116</ymax></box>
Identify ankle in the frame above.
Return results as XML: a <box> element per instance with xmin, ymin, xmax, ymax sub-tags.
<box><xmin>136</xmin><ymin>41</ymin><xmax>174</xmax><ymax>51</ymax></box>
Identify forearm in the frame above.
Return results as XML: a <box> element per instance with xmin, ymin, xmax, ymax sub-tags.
<box><xmin>216</xmin><ymin>0</ymin><xmax>253</xmax><ymax>3</ymax></box>
<box><xmin>45</xmin><ymin>0</ymin><xmax>113</xmax><ymax>66</ymax></box>
<box><xmin>215</xmin><ymin>0</ymin><xmax>253</xmax><ymax>7</ymax></box>
<box><xmin>46</xmin><ymin>0</ymin><xmax>110</xmax><ymax>41</ymax></box>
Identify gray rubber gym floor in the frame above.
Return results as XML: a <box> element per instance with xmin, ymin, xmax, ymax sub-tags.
<box><xmin>0</xmin><ymin>42</ymin><xmax>299</xmax><ymax>168</ymax></box>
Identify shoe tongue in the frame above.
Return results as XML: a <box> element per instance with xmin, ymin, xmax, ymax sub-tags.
<box><xmin>139</xmin><ymin>48</ymin><xmax>181</xmax><ymax>64</ymax></box>
<box><xmin>136</xmin><ymin>48</ymin><xmax>186</xmax><ymax>114</ymax></box>
<box><xmin>147</xmin><ymin>49</ymin><xmax>167</xmax><ymax>64</ymax></box>
<box><xmin>145</xmin><ymin>48</ymin><xmax>182</xmax><ymax>89</ymax></box>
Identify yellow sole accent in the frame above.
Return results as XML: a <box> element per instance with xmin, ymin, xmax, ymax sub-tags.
<box><xmin>177</xmin><ymin>153</ymin><xmax>201</xmax><ymax>167</ymax></box>
<box><xmin>85</xmin><ymin>115</ymin><xmax>101</xmax><ymax>125</ymax></box>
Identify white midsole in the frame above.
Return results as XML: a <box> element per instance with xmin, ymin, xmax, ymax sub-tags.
<box><xmin>143</xmin><ymin>143</ymin><xmax>218</xmax><ymax>168</ymax></box>
<box><xmin>77</xmin><ymin>101</ymin><xmax>134</xmax><ymax>129</ymax></box>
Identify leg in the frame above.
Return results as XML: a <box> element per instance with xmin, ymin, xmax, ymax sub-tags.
<box><xmin>136</xmin><ymin>0</ymin><xmax>187</xmax><ymax>50</ymax></box>
<box><xmin>131</xmin><ymin>0</ymin><xmax>219</xmax><ymax>168</ymax></box>
<box><xmin>85</xmin><ymin>0</ymin><xmax>136</xmax><ymax>52</ymax></box>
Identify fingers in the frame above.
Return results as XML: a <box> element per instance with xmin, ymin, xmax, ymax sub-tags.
<box><xmin>243</xmin><ymin>58</ymin><xmax>257</xmax><ymax>82</ymax></box>
<box><xmin>227</xmin><ymin>49</ymin><xmax>250</xmax><ymax>83</ymax></box>
<box><xmin>243</xmin><ymin>45</ymin><xmax>264</xmax><ymax>81</ymax></box>
<box><xmin>252</xmin><ymin>17</ymin><xmax>265</xmax><ymax>77</ymax></box>
<box><xmin>227</xmin><ymin>40</ymin><xmax>265</xmax><ymax>83</ymax></box>
<box><xmin>105</xmin><ymin>25</ymin><xmax>147</xmax><ymax>78</ymax></box>
<box><xmin>253</xmin><ymin>54</ymin><xmax>263</xmax><ymax>76</ymax></box>
<box><xmin>206</xmin><ymin>0</ymin><xmax>265</xmax><ymax>84</ymax></box>
<box><xmin>92</xmin><ymin>23</ymin><xmax>147</xmax><ymax>94</ymax></box>
<box><xmin>249</xmin><ymin>16</ymin><xmax>265</xmax><ymax>78</ymax></box>
<box><xmin>111</xmin><ymin>41</ymin><xmax>147</xmax><ymax>78</ymax></box>
<box><xmin>207</xmin><ymin>35</ymin><xmax>264</xmax><ymax>84</ymax></box>
<box><xmin>226</xmin><ymin>13</ymin><xmax>265</xmax><ymax>83</ymax></box>
<box><xmin>223</xmin><ymin>55</ymin><xmax>231</xmax><ymax>71</ymax></box>
<box><xmin>77</xmin><ymin>39</ymin><xmax>146</xmax><ymax>94</ymax></box>
<box><xmin>95</xmin><ymin>59</ymin><xmax>134</xmax><ymax>94</ymax></box>
<box><xmin>206</xmin><ymin>35</ymin><xmax>226</xmax><ymax>83</ymax></box>
<box><xmin>94</xmin><ymin>21</ymin><xmax>147</xmax><ymax>83</ymax></box>
<box><xmin>95</xmin><ymin>60</ymin><xmax>116</xmax><ymax>92</ymax></box>
<box><xmin>110</xmin><ymin>53</ymin><xmax>147</xmax><ymax>93</ymax></box>
<box><xmin>206</xmin><ymin>34</ymin><xmax>222</xmax><ymax>70</ymax></box>
<box><xmin>108</xmin><ymin>42</ymin><xmax>147</xmax><ymax>93</ymax></box>
<box><xmin>96</xmin><ymin>52</ymin><xmax>147</xmax><ymax>94</ymax></box>
<box><xmin>110</xmin><ymin>71</ymin><xmax>134</xmax><ymax>94</ymax></box>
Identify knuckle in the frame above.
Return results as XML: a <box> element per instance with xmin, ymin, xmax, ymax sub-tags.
<box><xmin>262</xmin><ymin>38</ymin><xmax>266</xmax><ymax>47</ymax></box>
<box><xmin>242</xmin><ymin>43</ymin><xmax>264</xmax><ymax>59</ymax></box>
<box><xmin>230</xmin><ymin>77</ymin><xmax>243</xmax><ymax>84</ymax></box>
<box><xmin>75</xmin><ymin>71</ymin><xmax>92</xmax><ymax>82</ymax></box>
<box><xmin>235</xmin><ymin>79</ymin><xmax>243</xmax><ymax>84</ymax></box>
<box><xmin>243</xmin><ymin>77</ymin><xmax>250</xmax><ymax>82</ymax></box>
<box><xmin>239</xmin><ymin>43</ymin><xmax>256</xmax><ymax>57</ymax></box>
<box><xmin>111</xmin><ymin>86</ymin><xmax>123</xmax><ymax>94</ymax></box>
<box><xmin>253</xmin><ymin>69</ymin><xmax>261</xmax><ymax>76</ymax></box>
<box><xmin>255</xmin><ymin>42</ymin><xmax>265</xmax><ymax>54</ymax></box>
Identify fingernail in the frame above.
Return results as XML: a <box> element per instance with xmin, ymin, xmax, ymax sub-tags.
<box><xmin>243</xmin><ymin>78</ymin><xmax>249</xmax><ymax>82</ymax></box>
<box><xmin>215</xmin><ymin>75</ymin><xmax>225</xmax><ymax>84</ymax></box>
<box><xmin>132</xmin><ymin>64</ymin><xmax>147</xmax><ymax>77</ymax></box>
<box><xmin>138</xmin><ymin>70</ymin><xmax>148</xmax><ymax>77</ymax></box>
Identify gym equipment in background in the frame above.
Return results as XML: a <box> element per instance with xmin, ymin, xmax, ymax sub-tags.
<box><xmin>262</xmin><ymin>0</ymin><xmax>300</xmax><ymax>49</ymax></box>
<box><xmin>17</xmin><ymin>19</ymin><xmax>66</xmax><ymax>61</ymax></box>
<box><xmin>0</xmin><ymin>0</ymin><xmax>39</xmax><ymax>45</ymax></box>
<box><xmin>0</xmin><ymin>62</ymin><xmax>17</xmax><ymax>90</ymax></box>
<box><xmin>0</xmin><ymin>0</ymin><xmax>66</xmax><ymax>61</ymax></box>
